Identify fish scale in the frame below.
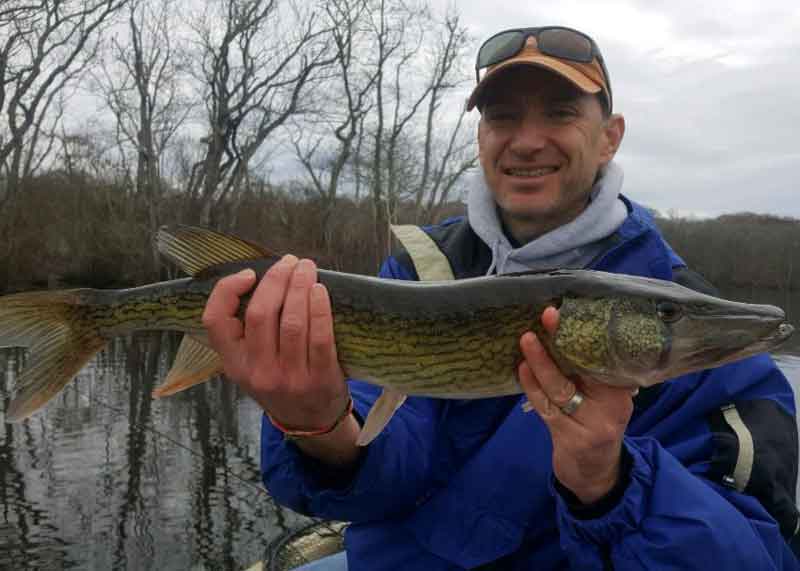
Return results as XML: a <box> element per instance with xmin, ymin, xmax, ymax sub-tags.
<box><xmin>330</xmin><ymin>302</ymin><xmax>539</xmax><ymax>397</ymax></box>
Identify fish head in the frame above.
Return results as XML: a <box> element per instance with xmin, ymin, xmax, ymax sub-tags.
<box><xmin>654</xmin><ymin>296</ymin><xmax>793</xmax><ymax>383</ymax></box>
<box><xmin>551</xmin><ymin>287</ymin><xmax>794</xmax><ymax>388</ymax></box>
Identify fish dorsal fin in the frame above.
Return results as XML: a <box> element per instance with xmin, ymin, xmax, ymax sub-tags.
<box><xmin>151</xmin><ymin>335</ymin><xmax>223</xmax><ymax>398</ymax></box>
<box><xmin>356</xmin><ymin>388</ymin><xmax>407</xmax><ymax>446</ymax></box>
<box><xmin>156</xmin><ymin>225</ymin><xmax>273</xmax><ymax>277</ymax></box>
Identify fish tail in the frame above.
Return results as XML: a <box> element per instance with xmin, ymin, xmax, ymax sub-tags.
<box><xmin>0</xmin><ymin>290</ymin><xmax>108</xmax><ymax>422</ymax></box>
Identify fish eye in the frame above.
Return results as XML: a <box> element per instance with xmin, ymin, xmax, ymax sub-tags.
<box><xmin>657</xmin><ymin>301</ymin><xmax>683</xmax><ymax>323</ymax></box>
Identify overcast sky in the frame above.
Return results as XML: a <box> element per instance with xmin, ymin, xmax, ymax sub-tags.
<box><xmin>435</xmin><ymin>0</ymin><xmax>800</xmax><ymax>219</ymax></box>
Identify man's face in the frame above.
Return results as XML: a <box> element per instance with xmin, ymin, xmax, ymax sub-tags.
<box><xmin>477</xmin><ymin>67</ymin><xmax>624</xmax><ymax>242</ymax></box>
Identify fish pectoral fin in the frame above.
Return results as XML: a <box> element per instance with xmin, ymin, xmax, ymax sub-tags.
<box><xmin>156</xmin><ymin>225</ymin><xmax>274</xmax><ymax>277</ymax></box>
<box><xmin>356</xmin><ymin>389</ymin><xmax>407</xmax><ymax>447</ymax></box>
<box><xmin>151</xmin><ymin>335</ymin><xmax>223</xmax><ymax>398</ymax></box>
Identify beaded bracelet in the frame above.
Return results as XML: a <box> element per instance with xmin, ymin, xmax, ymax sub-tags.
<box><xmin>266</xmin><ymin>396</ymin><xmax>354</xmax><ymax>439</ymax></box>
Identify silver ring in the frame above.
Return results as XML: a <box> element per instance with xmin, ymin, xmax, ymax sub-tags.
<box><xmin>559</xmin><ymin>390</ymin><xmax>584</xmax><ymax>416</ymax></box>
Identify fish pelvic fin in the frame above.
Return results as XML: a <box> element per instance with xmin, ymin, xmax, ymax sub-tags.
<box><xmin>156</xmin><ymin>225</ymin><xmax>273</xmax><ymax>277</ymax></box>
<box><xmin>356</xmin><ymin>388</ymin><xmax>407</xmax><ymax>446</ymax></box>
<box><xmin>0</xmin><ymin>290</ymin><xmax>108</xmax><ymax>422</ymax></box>
<box><xmin>152</xmin><ymin>335</ymin><xmax>223</xmax><ymax>398</ymax></box>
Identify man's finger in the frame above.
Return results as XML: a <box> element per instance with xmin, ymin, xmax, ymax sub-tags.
<box><xmin>308</xmin><ymin>283</ymin><xmax>339</xmax><ymax>373</ymax></box>
<box><xmin>244</xmin><ymin>255</ymin><xmax>297</xmax><ymax>359</ymax></box>
<box><xmin>541</xmin><ymin>305</ymin><xmax>559</xmax><ymax>334</ymax></box>
<box><xmin>520</xmin><ymin>331</ymin><xmax>578</xmax><ymax>409</ymax></box>
<box><xmin>518</xmin><ymin>361</ymin><xmax>553</xmax><ymax>418</ymax></box>
<box><xmin>203</xmin><ymin>269</ymin><xmax>257</xmax><ymax>355</ymax></box>
<box><xmin>278</xmin><ymin>259</ymin><xmax>315</xmax><ymax>374</ymax></box>
<box><xmin>518</xmin><ymin>361</ymin><xmax>575</xmax><ymax>435</ymax></box>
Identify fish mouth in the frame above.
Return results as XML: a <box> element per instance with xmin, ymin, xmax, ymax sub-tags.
<box><xmin>765</xmin><ymin>322</ymin><xmax>795</xmax><ymax>345</ymax></box>
<box><xmin>670</xmin><ymin>318</ymin><xmax>794</xmax><ymax>373</ymax></box>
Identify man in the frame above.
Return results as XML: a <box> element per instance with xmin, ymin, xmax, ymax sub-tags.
<box><xmin>204</xmin><ymin>26</ymin><xmax>800</xmax><ymax>570</ymax></box>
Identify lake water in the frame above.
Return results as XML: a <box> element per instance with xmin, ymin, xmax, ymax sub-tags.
<box><xmin>2</xmin><ymin>326</ymin><xmax>800</xmax><ymax>570</ymax></box>
<box><xmin>0</xmin><ymin>334</ymin><xmax>312</xmax><ymax>570</ymax></box>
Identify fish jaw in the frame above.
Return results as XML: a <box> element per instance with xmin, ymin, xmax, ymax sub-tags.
<box><xmin>656</xmin><ymin>301</ymin><xmax>793</xmax><ymax>383</ymax></box>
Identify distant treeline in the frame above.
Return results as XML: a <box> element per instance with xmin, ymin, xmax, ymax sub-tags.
<box><xmin>0</xmin><ymin>173</ymin><xmax>797</xmax><ymax>293</ymax></box>
<box><xmin>656</xmin><ymin>212</ymin><xmax>800</xmax><ymax>292</ymax></box>
<box><xmin>0</xmin><ymin>172</ymin><xmax>464</xmax><ymax>292</ymax></box>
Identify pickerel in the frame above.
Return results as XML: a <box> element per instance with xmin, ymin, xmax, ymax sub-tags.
<box><xmin>0</xmin><ymin>226</ymin><xmax>793</xmax><ymax>445</ymax></box>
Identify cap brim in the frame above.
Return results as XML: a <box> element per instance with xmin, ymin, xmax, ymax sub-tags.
<box><xmin>467</xmin><ymin>54</ymin><xmax>603</xmax><ymax>111</ymax></box>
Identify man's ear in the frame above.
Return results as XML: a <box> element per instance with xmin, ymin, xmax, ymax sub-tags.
<box><xmin>477</xmin><ymin>119</ymin><xmax>486</xmax><ymax>154</ymax></box>
<box><xmin>601</xmin><ymin>114</ymin><xmax>625</xmax><ymax>161</ymax></box>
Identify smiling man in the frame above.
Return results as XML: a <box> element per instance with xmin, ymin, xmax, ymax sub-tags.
<box><xmin>203</xmin><ymin>26</ymin><xmax>800</xmax><ymax>570</ymax></box>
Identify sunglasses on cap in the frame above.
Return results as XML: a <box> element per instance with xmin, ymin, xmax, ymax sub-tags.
<box><xmin>475</xmin><ymin>26</ymin><xmax>612</xmax><ymax>111</ymax></box>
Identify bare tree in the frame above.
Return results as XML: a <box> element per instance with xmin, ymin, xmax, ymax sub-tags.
<box><xmin>361</xmin><ymin>2</ymin><xmax>476</xmax><ymax>263</ymax></box>
<box><xmin>364</xmin><ymin>0</ymin><xmax>416</xmax><ymax>263</ymax></box>
<box><xmin>289</xmin><ymin>1</ymin><xmax>476</xmax><ymax>267</ymax></box>
<box><xmin>410</xmin><ymin>12</ymin><xmax>477</xmax><ymax>224</ymax></box>
<box><xmin>291</xmin><ymin>0</ymin><xmax>382</xmax><ymax>254</ymax></box>
<box><xmin>0</xmin><ymin>0</ymin><xmax>128</xmax><ymax>198</ymax></box>
<box><xmin>185</xmin><ymin>0</ymin><xmax>337</xmax><ymax>228</ymax></box>
<box><xmin>94</xmin><ymin>0</ymin><xmax>193</xmax><ymax>274</ymax></box>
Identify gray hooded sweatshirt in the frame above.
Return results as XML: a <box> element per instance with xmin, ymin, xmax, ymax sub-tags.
<box><xmin>467</xmin><ymin>161</ymin><xmax>629</xmax><ymax>275</ymax></box>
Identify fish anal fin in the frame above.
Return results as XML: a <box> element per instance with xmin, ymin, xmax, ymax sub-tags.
<box><xmin>356</xmin><ymin>389</ymin><xmax>407</xmax><ymax>446</ymax></box>
<box><xmin>156</xmin><ymin>225</ymin><xmax>274</xmax><ymax>277</ymax></box>
<box><xmin>152</xmin><ymin>335</ymin><xmax>222</xmax><ymax>398</ymax></box>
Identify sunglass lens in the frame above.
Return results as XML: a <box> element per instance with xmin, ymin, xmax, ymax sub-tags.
<box><xmin>478</xmin><ymin>31</ymin><xmax>526</xmax><ymax>69</ymax></box>
<box><xmin>538</xmin><ymin>28</ymin><xmax>593</xmax><ymax>62</ymax></box>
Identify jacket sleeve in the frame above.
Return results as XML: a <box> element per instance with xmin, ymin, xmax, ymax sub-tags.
<box><xmin>554</xmin><ymin>354</ymin><xmax>800</xmax><ymax>570</ymax></box>
<box><xmin>260</xmin><ymin>256</ymin><xmax>443</xmax><ymax>522</ymax></box>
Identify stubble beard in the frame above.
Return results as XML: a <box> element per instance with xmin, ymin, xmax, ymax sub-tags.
<box><xmin>502</xmin><ymin>174</ymin><xmax>594</xmax><ymax>243</ymax></box>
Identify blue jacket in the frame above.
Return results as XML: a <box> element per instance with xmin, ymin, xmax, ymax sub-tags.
<box><xmin>262</xmin><ymin>199</ymin><xmax>800</xmax><ymax>570</ymax></box>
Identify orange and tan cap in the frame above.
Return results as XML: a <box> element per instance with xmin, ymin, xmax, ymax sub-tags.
<box><xmin>467</xmin><ymin>36</ymin><xmax>611</xmax><ymax>112</ymax></box>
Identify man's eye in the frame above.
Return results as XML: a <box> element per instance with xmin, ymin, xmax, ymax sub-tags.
<box><xmin>485</xmin><ymin>108</ymin><xmax>518</xmax><ymax>121</ymax></box>
<box><xmin>484</xmin><ymin>105</ymin><xmax>519</xmax><ymax>121</ymax></box>
<box><xmin>548</xmin><ymin>107</ymin><xmax>578</xmax><ymax>119</ymax></box>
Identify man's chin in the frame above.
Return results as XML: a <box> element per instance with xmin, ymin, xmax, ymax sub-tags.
<box><xmin>500</xmin><ymin>194</ymin><xmax>560</xmax><ymax>220</ymax></box>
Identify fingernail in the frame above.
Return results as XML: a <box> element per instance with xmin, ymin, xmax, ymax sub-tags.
<box><xmin>239</xmin><ymin>269</ymin><xmax>256</xmax><ymax>279</ymax></box>
<box><xmin>310</xmin><ymin>283</ymin><xmax>326</xmax><ymax>301</ymax></box>
<box><xmin>296</xmin><ymin>259</ymin><xmax>314</xmax><ymax>275</ymax></box>
<box><xmin>521</xmin><ymin>331</ymin><xmax>534</xmax><ymax>348</ymax></box>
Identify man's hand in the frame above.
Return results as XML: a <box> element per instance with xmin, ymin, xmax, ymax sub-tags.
<box><xmin>518</xmin><ymin>306</ymin><xmax>635</xmax><ymax>504</ymax></box>
<box><xmin>203</xmin><ymin>256</ymin><xmax>360</xmax><ymax>466</ymax></box>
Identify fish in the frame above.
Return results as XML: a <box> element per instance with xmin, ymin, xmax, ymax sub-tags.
<box><xmin>0</xmin><ymin>226</ymin><xmax>794</xmax><ymax>445</ymax></box>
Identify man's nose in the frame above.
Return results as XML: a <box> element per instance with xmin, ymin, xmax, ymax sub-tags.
<box><xmin>509</xmin><ymin>116</ymin><xmax>547</xmax><ymax>156</ymax></box>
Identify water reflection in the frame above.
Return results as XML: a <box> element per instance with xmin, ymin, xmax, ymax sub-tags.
<box><xmin>2</xmin><ymin>322</ymin><xmax>800</xmax><ymax>569</ymax></box>
<box><xmin>0</xmin><ymin>334</ymin><xmax>309</xmax><ymax>570</ymax></box>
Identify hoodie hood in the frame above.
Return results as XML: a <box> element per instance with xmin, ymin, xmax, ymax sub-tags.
<box><xmin>467</xmin><ymin>161</ymin><xmax>629</xmax><ymax>275</ymax></box>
